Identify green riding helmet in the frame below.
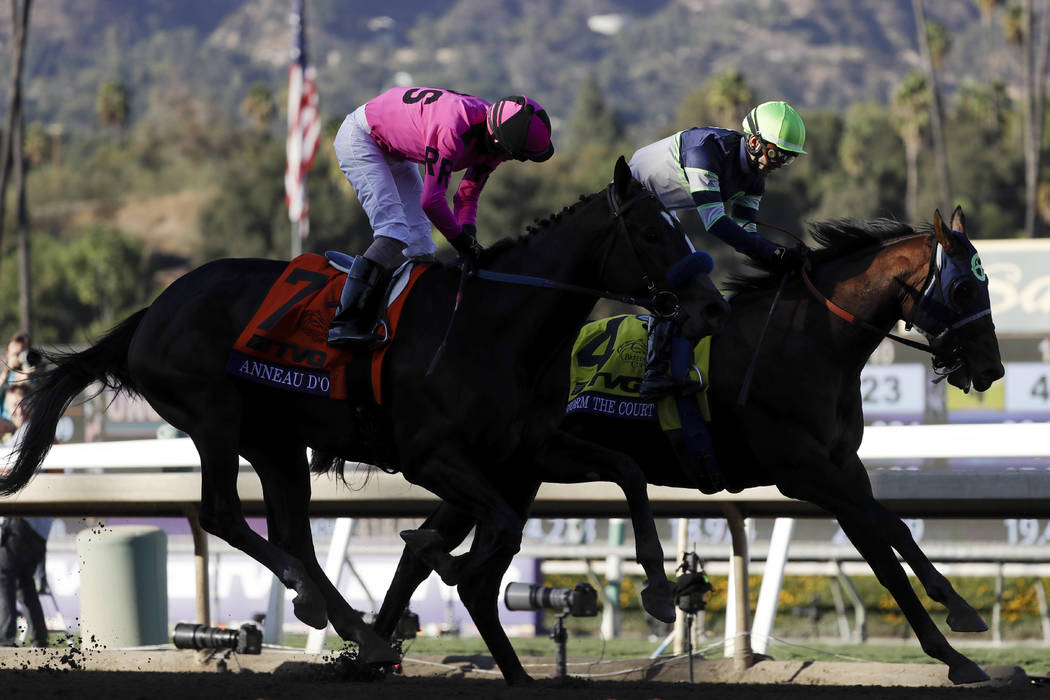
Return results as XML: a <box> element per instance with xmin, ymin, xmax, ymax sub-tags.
<box><xmin>742</xmin><ymin>101</ymin><xmax>807</xmax><ymax>155</ymax></box>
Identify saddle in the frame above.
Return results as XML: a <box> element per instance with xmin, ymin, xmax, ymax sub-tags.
<box><xmin>568</xmin><ymin>314</ymin><xmax>722</xmax><ymax>493</ymax></box>
<box><xmin>227</xmin><ymin>253</ymin><xmax>429</xmax><ymax>403</ymax></box>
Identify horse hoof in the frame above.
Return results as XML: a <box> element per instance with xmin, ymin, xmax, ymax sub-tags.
<box><xmin>506</xmin><ymin>671</ymin><xmax>534</xmax><ymax>686</ymax></box>
<box><xmin>641</xmin><ymin>585</ymin><xmax>676</xmax><ymax>624</ymax></box>
<box><xmin>292</xmin><ymin>594</ymin><xmax>328</xmax><ymax>630</ymax></box>
<box><xmin>291</xmin><ymin>596</ymin><xmax>327</xmax><ymax>629</ymax></box>
<box><xmin>946</xmin><ymin>609</ymin><xmax>988</xmax><ymax>633</ymax></box>
<box><xmin>948</xmin><ymin>661</ymin><xmax>990</xmax><ymax>685</ymax></box>
<box><xmin>361</xmin><ymin>644</ymin><xmax>401</xmax><ymax>668</ymax></box>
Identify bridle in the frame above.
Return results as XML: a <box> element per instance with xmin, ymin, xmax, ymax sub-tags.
<box><xmin>798</xmin><ymin>233</ymin><xmax>991</xmax><ymax>382</ymax></box>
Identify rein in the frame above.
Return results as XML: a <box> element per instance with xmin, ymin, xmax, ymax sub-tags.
<box><xmin>426</xmin><ymin>183</ymin><xmax>681</xmax><ymax>374</ymax></box>
<box><xmin>470</xmin><ymin>183</ymin><xmax>678</xmax><ymax>313</ymax></box>
<box><xmin>800</xmin><ymin>266</ymin><xmax>936</xmax><ymax>355</ymax></box>
<box><xmin>472</xmin><ymin>269</ymin><xmax>661</xmax><ymax>310</ymax></box>
<box><xmin>756</xmin><ymin>221</ymin><xmax>990</xmax><ymax>382</ymax></box>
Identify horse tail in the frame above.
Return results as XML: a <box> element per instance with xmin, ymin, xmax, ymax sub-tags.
<box><xmin>309</xmin><ymin>449</ymin><xmax>346</xmax><ymax>481</ymax></box>
<box><xmin>0</xmin><ymin>308</ymin><xmax>147</xmax><ymax>496</ymax></box>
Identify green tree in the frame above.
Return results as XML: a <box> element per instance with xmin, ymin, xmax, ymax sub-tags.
<box><xmin>96</xmin><ymin>79</ymin><xmax>131</xmax><ymax>130</ymax></box>
<box><xmin>674</xmin><ymin>71</ymin><xmax>754</xmax><ymax>131</ymax></box>
<box><xmin>23</xmin><ymin>122</ymin><xmax>48</xmax><ymax>168</ymax></box>
<box><xmin>926</xmin><ymin>22</ymin><xmax>953</xmax><ymax>69</ymax></box>
<box><xmin>563</xmin><ymin>75</ymin><xmax>623</xmax><ymax>153</ymax></box>
<box><xmin>240</xmin><ymin>82</ymin><xmax>276</xmax><ymax>134</ymax></box>
<box><xmin>814</xmin><ymin>102</ymin><xmax>905</xmax><ymax>221</ymax></box>
<box><xmin>704</xmin><ymin>70</ymin><xmax>754</xmax><ymax>130</ymax></box>
<box><xmin>198</xmin><ymin>137</ymin><xmax>288</xmax><ymax>260</ymax></box>
<box><xmin>0</xmin><ymin>225</ymin><xmax>145</xmax><ymax>342</ymax></box>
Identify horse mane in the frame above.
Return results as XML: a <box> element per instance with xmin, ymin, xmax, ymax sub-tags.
<box><xmin>722</xmin><ymin>217</ymin><xmax>926</xmax><ymax>293</ymax></box>
<box><xmin>474</xmin><ymin>191</ymin><xmax>604</xmax><ymax>263</ymax></box>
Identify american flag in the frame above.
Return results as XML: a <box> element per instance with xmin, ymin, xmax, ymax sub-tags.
<box><xmin>285</xmin><ymin>0</ymin><xmax>320</xmax><ymax>237</ymax></box>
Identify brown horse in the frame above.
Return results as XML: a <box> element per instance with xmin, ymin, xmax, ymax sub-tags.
<box><xmin>1</xmin><ymin>158</ymin><xmax>728</xmax><ymax>677</ymax></box>
<box><xmin>373</xmin><ymin>206</ymin><xmax>1004</xmax><ymax>685</ymax></box>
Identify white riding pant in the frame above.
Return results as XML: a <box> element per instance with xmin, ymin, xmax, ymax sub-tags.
<box><xmin>333</xmin><ymin>106</ymin><xmax>438</xmax><ymax>258</ymax></box>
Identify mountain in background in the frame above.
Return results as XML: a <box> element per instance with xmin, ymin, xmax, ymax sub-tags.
<box><xmin>0</xmin><ymin>0</ymin><xmax>1026</xmax><ymax>141</ymax></box>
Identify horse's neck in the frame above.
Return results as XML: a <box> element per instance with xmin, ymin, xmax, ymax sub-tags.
<box><xmin>485</xmin><ymin>199</ymin><xmax>613</xmax><ymax>331</ymax></box>
<box><xmin>816</xmin><ymin>234</ymin><xmax>932</xmax><ymax>360</ymax></box>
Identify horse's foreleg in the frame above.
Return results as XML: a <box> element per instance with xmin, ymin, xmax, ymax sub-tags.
<box><xmin>810</xmin><ymin>454</ymin><xmax>986</xmax><ymax>634</ymax></box>
<box><xmin>373</xmin><ymin>503</ymin><xmax>476</xmax><ymax>641</ymax></box>
<box><xmin>786</xmin><ymin>479</ymin><xmax>989</xmax><ymax>685</ymax></box>
<box><xmin>533</xmin><ymin>431</ymin><xmax>675</xmax><ymax>624</ymax></box>
<box><xmin>865</xmin><ymin>499</ymin><xmax>986</xmax><ymax>633</ymax></box>
<box><xmin>242</xmin><ymin>440</ymin><xmax>398</xmax><ymax>667</ymax></box>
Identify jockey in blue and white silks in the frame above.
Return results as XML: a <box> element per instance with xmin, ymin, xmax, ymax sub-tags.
<box><xmin>627</xmin><ymin>101</ymin><xmax>808</xmax><ymax>400</ymax></box>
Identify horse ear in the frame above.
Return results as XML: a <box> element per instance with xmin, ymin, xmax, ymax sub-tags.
<box><xmin>933</xmin><ymin>208</ymin><xmax>958</xmax><ymax>256</ymax></box>
<box><xmin>950</xmin><ymin>205</ymin><xmax>966</xmax><ymax>236</ymax></box>
<box><xmin>613</xmin><ymin>155</ymin><xmax>632</xmax><ymax>200</ymax></box>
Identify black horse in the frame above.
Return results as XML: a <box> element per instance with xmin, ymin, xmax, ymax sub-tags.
<box><xmin>0</xmin><ymin>157</ymin><xmax>728</xmax><ymax>674</ymax></box>
<box><xmin>373</xmin><ymin>207</ymin><xmax>1004</xmax><ymax>685</ymax></box>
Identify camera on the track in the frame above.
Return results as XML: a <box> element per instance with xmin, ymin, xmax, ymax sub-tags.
<box><xmin>172</xmin><ymin>622</ymin><xmax>262</xmax><ymax>655</ymax></box>
<box><xmin>503</xmin><ymin>581</ymin><xmax>599</xmax><ymax>618</ymax></box>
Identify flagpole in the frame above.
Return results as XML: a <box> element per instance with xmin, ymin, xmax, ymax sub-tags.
<box><xmin>291</xmin><ymin>219</ymin><xmax>302</xmax><ymax>257</ymax></box>
<box><xmin>286</xmin><ymin>0</ymin><xmax>319</xmax><ymax>260</ymax></box>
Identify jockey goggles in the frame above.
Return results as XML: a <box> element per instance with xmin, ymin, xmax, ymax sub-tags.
<box><xmin>760</xmin><ymin>141</ymin><xmax>796</xmax><ymax>167</ymax></box>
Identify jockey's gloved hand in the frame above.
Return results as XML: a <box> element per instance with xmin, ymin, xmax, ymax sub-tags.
<box><xmin>769</xmin><ymin>243</ymin><xmax>809</xmax><ymax>274</ymax></box>
<box><xmin>451</xmin><ymin>225</ymin><xmax>484</xmax><ymax>265</ymax></box>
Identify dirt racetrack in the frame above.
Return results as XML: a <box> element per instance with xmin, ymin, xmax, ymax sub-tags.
<box><xmin>0</xmin><ymin>647</ymin><xmax>1041</xmax><ymax>699</ymax></box>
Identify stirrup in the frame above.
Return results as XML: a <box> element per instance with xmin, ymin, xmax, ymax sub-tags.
<box><xmin>639</xmin><ymin>375</ymin><xmax>704</xmax><ymax>401</ymax></box>
<box><xmin>328</xmin><ymin>319</ymin><xmax>388</xmax><ymax>348</ymax></box>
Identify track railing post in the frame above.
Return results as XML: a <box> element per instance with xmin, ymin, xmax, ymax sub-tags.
<box><xmin>722</xmin><ymin>503</ymin><xmax>753</xmax><ymax>670</ymax></box>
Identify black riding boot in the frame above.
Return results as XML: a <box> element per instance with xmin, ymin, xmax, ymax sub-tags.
<box><xmin>327</xmin><ymin>256</ymin><xmax>384</xmax><ymax>346</ymax></box>
<box><xmin>639</xmin><ymin>315</ymin><xmax>704</xmax><ymax>401</ymax></box>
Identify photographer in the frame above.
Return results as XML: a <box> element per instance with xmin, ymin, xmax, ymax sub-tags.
<box><xmin>0</xmin><ymin>380</ymin><xmax>52</xmax><ymax>647</ymax></box>
<box><xmin>0</xmin><ymin>332</ymin><xmax>39</xmax><ymax>439</ymax></box>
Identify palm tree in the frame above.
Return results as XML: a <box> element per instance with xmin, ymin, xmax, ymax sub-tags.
<box><xmin>705</xmin><ymin>70</ymin><xmax>754</xmax><ymax>130</ymax></box>
<box><xmin>892</xmin><ymin>73</ymin><xmax>931</xmax><ymax>224</ymax></box>
<box><xmin>912</xmin><ymin>0</ymin><xmax>952</xmax><ymax>212</ymax></box>
<box><xmin>1013</xmin><ymin>1</ymin><xmax>1050</xmax><ymax>237</ymax></box>
<box><xmin>0</xmin><ymin>0</ymin><xmax>33</xmax><ymax>333</ymax></box>
<box><xmin>977</xmin><ymin>0</ymin><xmax>1004</xmax><ymax>25</ymax></box>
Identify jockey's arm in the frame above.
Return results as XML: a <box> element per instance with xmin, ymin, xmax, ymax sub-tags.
<box><xmin>452</xmin><ymin>164</ymin><xmax>493</xmax><ymax>232</ymax></box>
<box><xmin>688</xmin><ymin>171</ymin><xmax>779</xmax><ymax>264</ymax></box>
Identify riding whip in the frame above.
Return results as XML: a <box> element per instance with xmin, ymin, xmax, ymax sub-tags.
<box><xmin>736</xmin><ymin>272</ymin><xmax>788</xmax><ymax>407</ymax></box>
<box><xmin>425</xmin><ymin>259</ymin><xmax>472</xmax><ymax>377</ymax></box>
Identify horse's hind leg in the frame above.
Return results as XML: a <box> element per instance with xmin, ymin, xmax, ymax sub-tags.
<box><xmin>531</xmin><ymin>431</ymin><xmax>675</xmax><ymax>623</ymax></box>
<box><xmin>241</xmin><ymin>439</ymin><xmax>398</xmax><ymax>666</ymax></box>
<box><xmin>457</xmin><ymin>548</ymin><xmax>532</xmax><ymax>686</ymax></box>
<box><xmin>373</xmin><ymin>503</ymin><xmax>476</xmax><ymax>641</ymax></box>
<box><xmin>187</xmin><ymin>428</ymin><xmax>329</xmax><ymax>630</ymax></box>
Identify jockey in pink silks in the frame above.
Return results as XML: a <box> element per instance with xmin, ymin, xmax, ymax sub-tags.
<box><xmin>328</xmin><ymin>86</ymin><xmax>555</xmax><ymax>345</ymax></box>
